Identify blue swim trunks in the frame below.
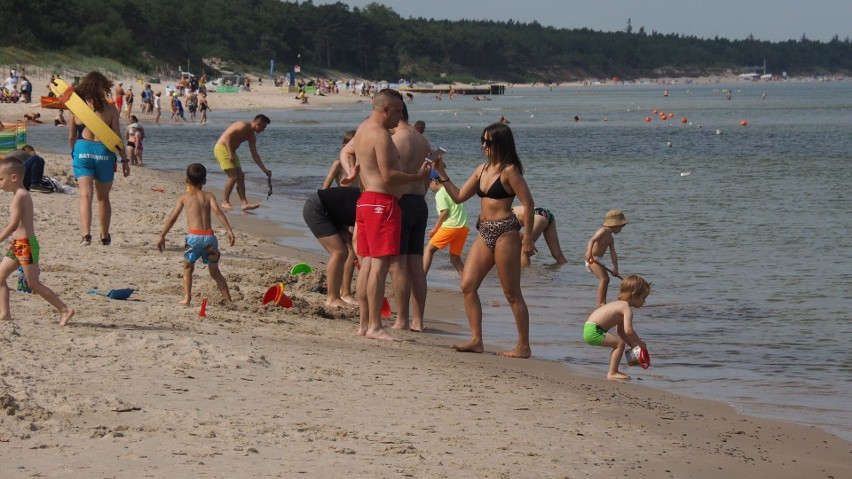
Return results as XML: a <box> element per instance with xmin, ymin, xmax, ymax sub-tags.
<box><xmin>184</xmin><ymin>230</ymin><xmax>219</xmax><ymax>265</ymax></box>
<box><xmin>72</xmin><ymin>139</ymin><xmax>117</xmax><ymax>183</ymax></box>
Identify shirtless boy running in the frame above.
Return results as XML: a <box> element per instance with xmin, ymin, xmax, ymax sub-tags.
<box><xmin>157</xmin><ymin>163</ymin><xmax>235</xmax><ymax>305</ymax></box>
<box><xmin>0</xmin><ymin>157</ymin><xmax>74</xmax><ymax>325</ymax></box>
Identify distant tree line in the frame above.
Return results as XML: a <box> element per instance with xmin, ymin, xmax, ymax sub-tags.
<box><xmin>8</xmin><ymin>0</ymin><xmax>851</xmax><ymax>81</ymax></box>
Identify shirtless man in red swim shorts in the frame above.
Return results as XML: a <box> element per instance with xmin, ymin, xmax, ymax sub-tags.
<box><xmin>345</xmin><ymin>89</ymin><xmax>431</xmax><ymax>341</ymax></box>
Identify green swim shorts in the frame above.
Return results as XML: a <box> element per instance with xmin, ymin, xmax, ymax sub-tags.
<box><xmin>6</xmin><ymin>236</ymin><xmax>40</xmax><ymax>265</ymax></box>
<box><xmin>583</xmin><ymin>321</ymin><xmax>608</xmax><ymax>346</ymax></box>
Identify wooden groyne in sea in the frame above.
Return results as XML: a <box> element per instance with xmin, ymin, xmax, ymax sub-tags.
<box><xmin>400</xmin><ymin>84</ymin><xmax>506</xmax><ymax>95</ymax></box>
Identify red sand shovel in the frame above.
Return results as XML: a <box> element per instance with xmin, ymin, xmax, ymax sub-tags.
<box><xmin>639</xmin><ymin>347</ymin><xmax>651</xmax><ymax>369</ymax></box>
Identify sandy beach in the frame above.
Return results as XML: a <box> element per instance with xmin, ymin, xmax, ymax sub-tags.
<box><xmin>2</xmin><ymin>72</ymin><xmax>370</xmax><ymax>123</ymax></box>
<box><xmin>1</xmin><ymin>69</ymin><xmax>751</xmax><ymax>124</ymax></box>
<box><xmin>0</xmin><ymin>73</ymin><xmax>850</xmax><ymax>478</ymax></box>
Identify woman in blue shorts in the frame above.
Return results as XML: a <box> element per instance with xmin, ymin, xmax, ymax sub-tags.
<box><xmin>68</xmin><ymin>71</ymin><xmax>130</xmax><ymax>246</ymax></box>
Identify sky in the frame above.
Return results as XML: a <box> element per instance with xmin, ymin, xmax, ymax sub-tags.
<box><xmin>302</xmin><ymin>0</ymin><xmax>850</xmax><ymax>43</ymax></box>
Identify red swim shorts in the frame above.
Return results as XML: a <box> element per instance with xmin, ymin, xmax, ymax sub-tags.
<box><xmin>356</xmin><ymin>191</ymin><xmax>401</xmax><ymax>258</ymax></box>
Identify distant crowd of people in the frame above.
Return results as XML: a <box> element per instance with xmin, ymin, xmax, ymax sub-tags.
<box><xmin>2</xmin><ymin>68</ymin><xmax>33</xmax><ymax>103</ymax></box>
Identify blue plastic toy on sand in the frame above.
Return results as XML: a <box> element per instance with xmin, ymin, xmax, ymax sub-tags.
<box><xmin>87</xmin><ymin>288</ymin><xmax>135</xmax><ymax>300</ymax></box>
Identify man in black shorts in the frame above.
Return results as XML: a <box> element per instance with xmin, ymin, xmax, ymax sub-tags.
<box><xmin>389</xmin><ymin>104</ymin><xmax>433</xmax><ymax>332</ymax></box>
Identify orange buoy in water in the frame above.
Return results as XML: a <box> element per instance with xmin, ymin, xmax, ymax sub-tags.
<box><xmin>652</xmin><ymin>109</ymin><xmax>658</xmax><ymax>115</ymax></box>
<box><xmin>681</xmin><ymin>117</ymin><xmax>688</xmax><ymax>123</ymax></box>
<box><xmin>645</xmin><ymin>116</ymin><xmax>652</xmax><ymax>122</ymax></box>
<box><xmin>668</xmin><ymin>112</ymin><xmax>674</xmax><ymax>118</ymax></box>
<box><xmin>740</xmin><ymin>120</ymin><xmax>748</xmax><ymax>126</ymax></box>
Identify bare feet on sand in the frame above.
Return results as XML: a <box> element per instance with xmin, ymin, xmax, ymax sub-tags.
<box><xmin>221</xmin><ymin>202</ymin><xmax>233</xmax><ymax>209</ymax></box>
<box><xmin>366</xmin><ymin>328</ymin><xmax>398</xmax><ymax>341</ymax></box>
<box><xmin>410</xmin><ymin>319</ymin><xmax>427</xmax><ymax>332</ymax></box>
<box><xmin>452</xmin><ymin>339</ymin><xmax>484</xmax><ymax>353</ymax></box>
<box><xmin>326</xmin><ymin>299</ymin><xmax>357</xmax><ymax>309</ymax></box>
<box><xmin>59</xmin><ymin>307</ymin><xmax>75</xmax><ymax>326</ymax></box>
<box><xmin>341</xmin><ymin>295</ymin><xmax>358</xmax><ymax>306</ymax></box>
<box><xmin>607</xmin><ymin>372</ymin><xmax>631</xmax><ymax>381</ymax></box>
<box><xmin>241</xmin><ymin>203</ymin><xmax>261</xmax><ymax>211</ymax></box>
<box><xmin>497</xmin><ymin>346</ymin><xmax>531</xmax><ymax>359</ymax></box>
<box><xmin>356</xmin><ymin>326</ymin><xmax>367</xmax><ymax>336</ymax></box>
<box><xmin>392</xmin><ymin>319</ymin><xmax>410</xmax><ymax>330</ymax></box>
<box><xmin>180</xmin><ymin>298</ymin><xmax>191</xmax><ymax>306</ymax></box>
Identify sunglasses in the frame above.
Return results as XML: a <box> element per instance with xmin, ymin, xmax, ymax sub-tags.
<box><xmin>480</xmin><ymin>137</ymin><xmax>493</xmax><ymax>147</ymax></box>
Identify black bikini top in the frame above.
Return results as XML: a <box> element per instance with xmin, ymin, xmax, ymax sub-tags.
<box><xmin>476</xmin><ymin>166</ymin><xmax>514</xmax><ymax>200</ymax></box>
<box><xmin>75</xmin><ymin>123</ymin><xmax>86</xmax><ymax>139</ymax></box>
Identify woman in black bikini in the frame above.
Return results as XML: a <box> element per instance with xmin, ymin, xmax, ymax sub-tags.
<box><xmin>431</xmin><ymin>122</ymin><xmax>536</xmax><ymax>358</ymax></box>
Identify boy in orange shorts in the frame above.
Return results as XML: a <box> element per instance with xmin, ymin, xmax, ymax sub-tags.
<box><xmin>423</xmin><ymin>170</ymin><xmax>468</xmax><ymax>276</ymax></box>
<box><xmin>157</xmin><ymin>163</ymin><xmax>235</xmax><ymax>305</ymax></box>
<box><xmin>0</xmin><ymin>157</ymin><xmax>74</xmax><ymax>325</ymax></box>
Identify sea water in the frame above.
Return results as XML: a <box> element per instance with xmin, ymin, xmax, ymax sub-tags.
<box><xmin>28</xmin><ymin>81</ymin><xmax>852</xmax><ymax>441</ymax></box>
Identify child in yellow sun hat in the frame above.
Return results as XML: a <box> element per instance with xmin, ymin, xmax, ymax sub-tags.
<box><xmin>584</xmin><ymin>210</ymin><xmax>628</xmax><ymax>307</ymax></box>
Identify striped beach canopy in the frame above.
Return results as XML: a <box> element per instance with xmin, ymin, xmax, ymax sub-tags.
<box><xmin>0</xmin><ymin>124</ymin><xmax>27</xmax><ymax>153</ymax></box>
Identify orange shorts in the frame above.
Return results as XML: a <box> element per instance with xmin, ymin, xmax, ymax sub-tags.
<box><xmin>355</xmin><ymin>191</ymin><xmax>400</xmax><ymax>258</ymax></box>
<box><xmin>429</xmin><ymin>226</ymin><xmax>469</xmax><ymax>256</ymax></box>
<box><xmin>6</xmin><ymin>237</ymin><xmax>40</xmax><ymax>265</ymax></box>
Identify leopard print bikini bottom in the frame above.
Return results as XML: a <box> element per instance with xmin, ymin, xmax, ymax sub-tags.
<box><xmin>477</xmin><ymin>215</ymin><xmax>520</xmax><ymax>250</ymax></box>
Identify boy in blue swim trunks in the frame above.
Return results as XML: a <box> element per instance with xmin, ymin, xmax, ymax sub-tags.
<box><xmin>0</xmin><ymin>157</ymin><xmax>75</xmax><ymax>326</ymax></box>
<box><xmin>583</xmin><ymin>275</ymin><xmax>650</xmax><ymax>381</ymax></box>
<box><xmin>157</xmin><ymin>163</ymin><xmax>235</xmax><ymax>305</ymax></box>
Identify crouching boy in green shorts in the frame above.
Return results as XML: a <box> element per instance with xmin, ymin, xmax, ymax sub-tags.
<box><xmin>157</xmin><ymin>163</ymin><xmax>235</xmax><ymax>305</ymax></box>
<box><xmin>583</xmin><ymin>275</ymin><xmax>650</xmax><ymax>380</ymax></box>
<box><xmin>0</xmin><ymin>157</ymin><xmax>74</xmax><ymax>325</ymax></box>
